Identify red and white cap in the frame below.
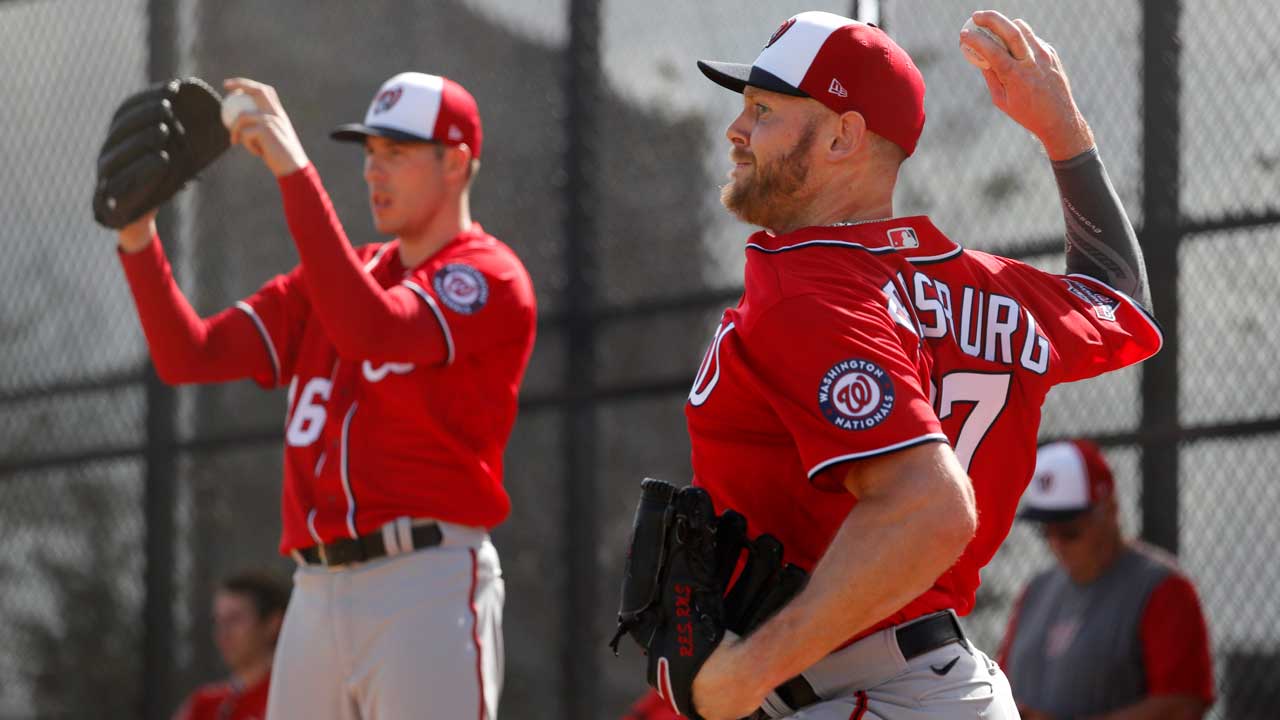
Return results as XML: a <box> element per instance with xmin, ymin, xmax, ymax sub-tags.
<box><xmin>331</xmin><ymin>72</ymin><xmax>483</xmax><ymax>158</ymax></box>
<box><xmin>697</xmin><ymin>11</ymin><xmax>926</xmax><ymax>156</ymax></box>
<box><xmin>1019</xmin><ymin>440</ymin><xmax>1116</xmax><ymax>522</ymax></box>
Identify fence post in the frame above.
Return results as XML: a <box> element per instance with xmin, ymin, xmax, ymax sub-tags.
<box><xmin>564</xmin><ymin>0</ymin><xmax>602</xmax><ymax>717</ymax></box>
<box><xmin>142</xmin><ymin>1</ymin><xmax>179</xmax><ymax>718</ymax></box>
<box><xmin>1139</xmin><ymin>0</ymin><xmax>1182</xmax><ymax>554</ymax></box>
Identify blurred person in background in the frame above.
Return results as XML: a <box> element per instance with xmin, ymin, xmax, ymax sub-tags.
<box><xmin>998</xmin><ymin>440</ymin><xmax>1214</xmax><ymax>720</ymax></box>
<box><xmin>173</xmin><ymin>571</ymin><xmax>290</xmax><ymax>720</ymax></box>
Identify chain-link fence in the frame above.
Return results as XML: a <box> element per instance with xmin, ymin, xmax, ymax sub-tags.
<box><xmin>0</xmin><ymin>1</ymin><xmax>1276</xmax><ymax>718</ymax></box>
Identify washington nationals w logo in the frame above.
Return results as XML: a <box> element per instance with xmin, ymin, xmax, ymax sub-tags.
<box><xmin>689</xmin><ymin>319</ymin><xmax>735</xmax><ymax>406</ymax></box>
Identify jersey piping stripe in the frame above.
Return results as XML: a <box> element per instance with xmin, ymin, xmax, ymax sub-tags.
<box><xmin>746</xmin><ymin>239</ymin><xmax>899</xmax><ymax>255</ymax></box>
<box><xmin>848</xmin><ymin>690</ymin><xmax>869</xmax><ymax>720</ymax></box>
<box><xmin>234</xmin><ymin>301</ymin><xmax>281</xmax><ymax>386</ymax></box>
<box><xmin>363</xmin><ymin>242</ymin><xmax>395</xmax><ymax>271</ymax></box>
<box><xmin>305</xmin><ymin>509</ymin><xmax>322</xmax><ymax>544</ymax></box>
<box><xmin>340</xmin><ymin>402</ymin><xmax>359</xmax><ymax>539</ymax></box>
<box><xmin>468</xmin><ymin>548</ymin><xmax>486</xmax><ymax>720</ymax></box>
<box><xmin>903</xmin><ymin>245</ymin><xmax>965</xmax><ymax>265</ymax></box>
<box><xmin>807</xmin><ymin>433</ymin><xmax>949</xmax><ymax>480</ymax></box>
<box><xmin>403</xmin><ymin>280</ymin><xmax>456</xmax><ymax>365</ymax></box>
<box><xmin>1065</xmin><ymin>273</ymin><xmax>1165</xmax><ymax>351</ymax></box>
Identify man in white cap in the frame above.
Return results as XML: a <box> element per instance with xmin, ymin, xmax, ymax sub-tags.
<box><xmin>631</xmin><ymin>8</ymin><xmax>1163</xmax><ymax>720</ymax></box>
<box><xmin>999</xmin><ymin>440</ymin><xmax>1214</xmax><ymax>720</ymax></box>
<box><xmin>113</xmin><ymin>72</ymin><xmax>535</xmax><ymax>719</ymax></box>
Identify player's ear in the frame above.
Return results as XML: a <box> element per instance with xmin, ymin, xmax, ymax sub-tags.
<box><xmin>444</xmin><ymin>143</ymin><xmax>474</xmax><ymax>182</ymax></box>
<box><xmin>827</xmin><ymin>110</ymin><xmax>867</xmax><ymax>162</ymax></box>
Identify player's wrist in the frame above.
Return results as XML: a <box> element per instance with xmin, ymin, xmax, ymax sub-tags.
<box><xmin>117</xmin><ymin>216</ymin><xmax>158</xmax><ymax>254</ymax></box>
<box><xmin>268</xmin><ymin>151</ymin><xmax>310</xmax><ymax>178</ymax></box>
<box><xmin>1039</xmin><ymin>116</ymin><xmax>1095</xmax><ymax>163</ymax></box>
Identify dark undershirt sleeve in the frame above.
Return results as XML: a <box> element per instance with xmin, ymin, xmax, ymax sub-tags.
<box><xmin>1053</xmin><ymin>147</ymin><xmax>1152</xmax><ymax>311</ymax></box>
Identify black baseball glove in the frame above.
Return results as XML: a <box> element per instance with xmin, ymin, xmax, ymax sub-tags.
<box><xmin>611</xmin><ymin>478</ymin><xmax>808</xmax><ymax>720</ymax></box>
<box><xmin>92</xmin><ymin>77</ymin><xmax>230</xmax><ymax>229</ymax></box>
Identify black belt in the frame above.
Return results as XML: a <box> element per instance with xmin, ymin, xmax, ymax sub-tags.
<box><xmin>766</xmin><ymin>611</ymin><xmax>966</xmax><ymax>715</ymax></box>
<box><xmin>297</xmin><ymin>523</ymin><xmax>443</xmax><ymax>567</ymax></box>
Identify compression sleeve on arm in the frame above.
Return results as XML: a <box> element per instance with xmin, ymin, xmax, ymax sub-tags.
<box><xmin>276</xmin><ymin>164</ymin><xmax>450</xmax><ymax>365</ymax></box>
<box><xmin>118</xmin><ymin>236</ymin><xmax>276</xmax><ymax>385</ymax></box>
<box><xmin>1053</xmin><ymin>147</ymin><xmax>1151</xmax><ymax>311</ymax></box>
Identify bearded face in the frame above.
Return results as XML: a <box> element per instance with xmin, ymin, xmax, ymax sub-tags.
<box><xmin>721</xmin><ymin>118</ymin><xmax>820</xmax><ymax>230</ymax></box>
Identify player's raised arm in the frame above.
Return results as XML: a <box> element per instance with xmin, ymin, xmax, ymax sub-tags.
<box><xmin>222</xmin><ymin>76</ymin><xmax>455</xmax><ymax>366</ymax></box>
<box><xmin>963</xmin><ymin>10</ymin><xmax>1151</xmax><ymax>311</ymax></box>
<box><xmin>94</xmin><ymin>78</ymin><xmax>280</xmax><ymax>386</ymax></box>
<box><xmin>113</xmin><ymin>187</ymin><xmax>281</xmax><ymax>387</ymax></box>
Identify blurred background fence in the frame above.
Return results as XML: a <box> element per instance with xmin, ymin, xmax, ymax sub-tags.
<box><xmin>1</xmin><ymin>0</ymin><xmax>1277</xmax><ymax>718</ymax></box>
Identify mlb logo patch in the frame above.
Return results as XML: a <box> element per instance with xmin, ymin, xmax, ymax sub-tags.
<box><xmin>887</xmin><ymin>227</ymin><xmax>919</xmax><ymax>249</ymax></box>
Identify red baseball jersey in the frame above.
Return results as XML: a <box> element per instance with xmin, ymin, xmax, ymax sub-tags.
<box><xmin>886</xmin><ymin>216</ymin><xmax>1161</xmax><ymax>620</ymax></box>
<box><xmin>685</xmin><ymin>217</ymin><xmax>1161</xmax><ymax>643</ymax></box>
<box><xmin>172</xmin><ymin>671</ymin><xmax>270</xmax><ymax>720</ymax></box>
<box><xmin>685</xmin><ymin>223</ymin><xmax>946</xmax><ymax>578</ymax></box>
<box><xmin>120</xmin><ymin>166</ymin><xmax>536</xmax><ymax>553</ymax></box>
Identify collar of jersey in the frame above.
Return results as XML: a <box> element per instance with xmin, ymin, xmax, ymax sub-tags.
<box><xmin>370</xmin><ymin>222</ymin><xmax>491</xmax><ymax>275</ymax></box>
<box><xmin>745</xmin><ymin>215</ymin><xmax>962</xmax><ymax>262</ymax></box>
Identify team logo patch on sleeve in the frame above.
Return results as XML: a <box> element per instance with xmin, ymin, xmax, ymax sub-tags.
<box><xmin>818</xmin><ymin>359</ymin><xmax>896</xmax><ymax>430</ymax></box>
<box><xmin>433</xmin><ymin>263</ymin><xmax>489</xmax><ymax>315</ymax></box>
<box><xmin>1065</xmin><ymin>279</ymin><xmax>1119</xmax><ymax>321</ymax></box>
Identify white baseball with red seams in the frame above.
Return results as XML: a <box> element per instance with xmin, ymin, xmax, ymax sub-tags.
<box><xmin>961</xmin><ymin>17</ymin><xmax>1011</xmax><ymax>70</ymax></box>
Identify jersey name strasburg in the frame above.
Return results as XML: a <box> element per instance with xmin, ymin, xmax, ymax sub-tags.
<box><xmin>686</xmin><ymin>218</ymin><xmax>1161</xmax><ymax>642</ymax></box>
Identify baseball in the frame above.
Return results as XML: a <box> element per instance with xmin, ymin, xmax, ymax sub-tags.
<box><xmin>961</xmin><ymin>17</ymin><xmax>1010</xmax><ymax>70</ymax></box>
<box><xmin>220</xmin><ymin>91</ymin><xmax>257</xmax><ymax>129</ymax></box>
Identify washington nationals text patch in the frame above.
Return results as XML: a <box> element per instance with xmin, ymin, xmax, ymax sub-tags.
<box><xmin>818</xmin><ymin>359</ymin><xmax>895</xmax><ymax>430</ymax></box>
<box><xmin>433</xmin><ymin>263</ymin><xmax>489</xmax><ymax>315</ymax></box>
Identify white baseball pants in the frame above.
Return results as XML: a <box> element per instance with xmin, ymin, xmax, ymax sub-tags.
<box><xmin>266</xmin><ymin>524</ymin><xmax>503</xmax><ymax>720</ymax></box>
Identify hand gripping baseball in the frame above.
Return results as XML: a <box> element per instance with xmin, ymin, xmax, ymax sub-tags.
<box><xmin>92</xmin><ymin>77</ymin><xmax>230</xmax><ymax>230</ymax></box>
<box><xmin>222</xmin><ymin>77</ymin><xmax>311</xmax><ymax>177</ymax></box>
<box><xmin>960</xmin><ymin>10</ymin><xmax>1093</xmax><ymax>161</ymax></box>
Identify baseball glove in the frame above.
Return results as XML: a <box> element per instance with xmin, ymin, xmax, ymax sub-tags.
<box><xmin>92</xmin><ymin>77</ymin><xmax>230</xmax><ymax>229</ymax></box>
<box><xmin>611</xmin><ymin>478</ymin><xmax>808</xmax><ymax>720</ymax></box>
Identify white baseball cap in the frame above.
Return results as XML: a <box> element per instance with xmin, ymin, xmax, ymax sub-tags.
<box><xmin>1019</xmin><ymin>440</ymin><xmax>1116</xmax><ymax>523</ymax></box>
<box><xmin>331</xmin><ymin>72</ymin><xmax>483</xmax><ymax>158</ymax></box>
<box><xmin>697</xmin><ymin>11</ymin><xmax>927</xmax><ymax>156</ymax></box>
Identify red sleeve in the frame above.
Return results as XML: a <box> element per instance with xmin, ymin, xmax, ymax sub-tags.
<box><xmin>745</xmin><ymin>292</ymin><xmax>945</xmax><ymax>492</ymax></box>
<box><xmin>119</xmin><ymin>237</ymin><xmax>278</xmax><ymax>386</ymax></box>
<box><xmin>401</xmin><ymin>249</ymin><xmax>536</xmax><ymax>365</ymax></box>
<box><xmin>276</xmin><ymin>164</ymin><xmax>451</xmax><ymax>365</ymax></box>
<box><xmin>234</xmin><ymin>263</ymin><xmax>309</xmax><ymax>387</ymax></box>
<box><xmin>996</xmin><ymin>584</ymin><xmax>1029</xmax><ymax>669</ymax></box>
<box><xmin>1005</xmin><ymin>260</ymin><xmax>1162</xmax><ymax>383</ymax></box>
<box><xmin>1140</xmin><ymin>573</ymin><xmax>1215</xmax><ymax>704</ymax></box>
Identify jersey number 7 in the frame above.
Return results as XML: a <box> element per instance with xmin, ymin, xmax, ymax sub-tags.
<box><xmin>935</xmin><ymin>371</ymin><xmax>1011</xmax><ymax>472</ymax></box>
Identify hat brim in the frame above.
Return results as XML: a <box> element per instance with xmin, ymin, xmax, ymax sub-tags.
<box><xmin>1017</xmin><ymin>506</ymin><xmax>1090</xmax><ymax>523</ymax></box>
<box><xmin>330</xmin><ymin>123</ymin><xmax>432</xmax><ymax>144</ymax></box>
<box><xmin>696</xmin><ymin>60</ymin><xmax>808</xmax><ymax>98</ymax></box>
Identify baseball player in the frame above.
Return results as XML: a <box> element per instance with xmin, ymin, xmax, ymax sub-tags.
<box><xmin>173</xmin><ymin>572</ymin><xmax>290</xmax><ymax>720</ymax></box>
<box><xmin>999</xmin><ymin>440</ymin><xmax>1214</xmax><ymax>720</ymax></box>
<box><xmin>114</xmin><ymin>72</ymin><xmax>535</xmax><ymax>719</ymax></box>
<box><xmin>662</xmin><ymin>10</ymin><xmax>1161</xmax><ymax>720</ymax></box>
